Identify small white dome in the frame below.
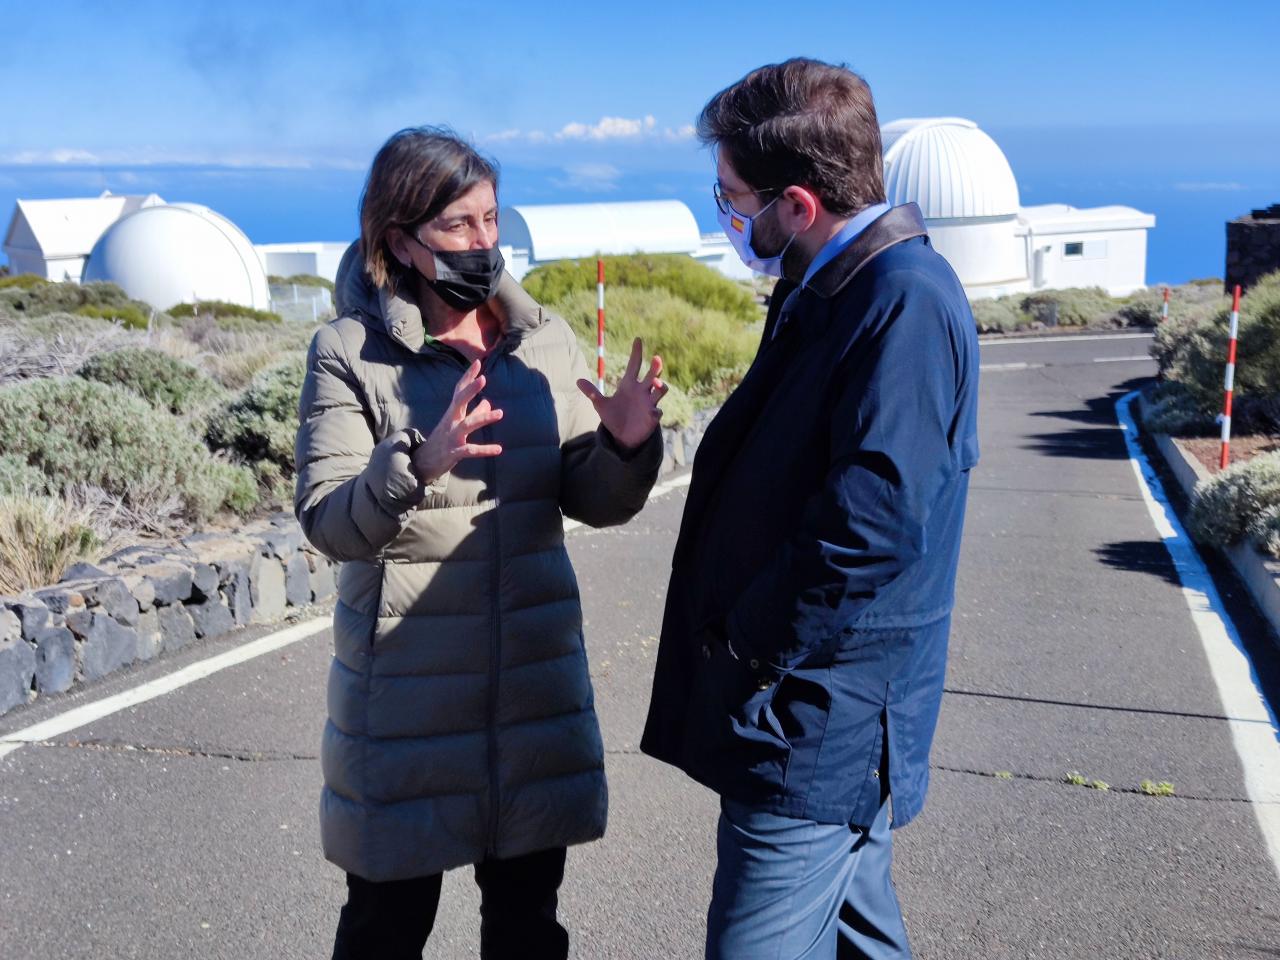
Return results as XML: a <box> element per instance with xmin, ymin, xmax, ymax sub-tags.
<box><xmin>83</xmin><ymin>203</ymin><xmax>270</xmax><ymax>311</ymax></box>
<box><xmin>881</xmin><ymin>117</ymin><xmax>1020</xmax><ymax>220</ymax></box>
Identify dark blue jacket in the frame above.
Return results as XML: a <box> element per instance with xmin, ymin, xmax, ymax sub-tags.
<box><xmin>640</xmin><ymin>204</ymin><xmax>979</xmax><ymax>828</ymax></box>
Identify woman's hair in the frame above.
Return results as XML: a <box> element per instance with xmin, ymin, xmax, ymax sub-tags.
<box><xmin>698</xmin><ymin>58</ymin><xmax>884</xmax><ymax>217</ymax></box>
<box><xmin>359</xmin><ymin>126</ymin><xmax>500</xmax><ymax>291</ymax></box>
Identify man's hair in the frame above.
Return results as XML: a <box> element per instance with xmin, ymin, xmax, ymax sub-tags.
<box><xmin>698</xmin><ymin>58</ymin><xmax>885</xmax><ymax>217</ymax></box>
<box><xmin>360</xmin><ymin>126</ymin><xmax>500</xmax><ymax>291</ymax></box>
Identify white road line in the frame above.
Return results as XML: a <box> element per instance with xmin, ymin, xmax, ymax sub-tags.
<box><xmin>980</xmin><ymin>362</ymin><xmax>1045</xmax><ymax>372</ymax></box>
<box><xmin>1116</xmin><ymin>391</ymin><xmax>1280</xmax><ymax>880</ymax></box>
<box><xmin>564</xmin><ymin>470</ymin><xmax>692</xmax><ymax>533</ymax></box>
<box><xmin>0</xmin><ymin>617</ymin><xmax>331</xmax><ymax>762</ymax></box>
<box><xmin>1</xmin><ymin>475</ymin><xmax>697</xmax><ymax>764</ymax></box>
<box><xmin>983</xmin><ymin>332</ymin><xmax>1155</xmax><ymax>346</ymax></box>
<box><xmin>1092</xmin><ymin>355</ymin><xmax>1152</xmax><ymax>364</ymax></box>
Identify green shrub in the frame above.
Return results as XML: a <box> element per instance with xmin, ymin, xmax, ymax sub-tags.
<box><xmin>269</xmin><ymin>273</ymin><xmax>335</xmax><ymax>293</ymax></box>
<box><xmin>0</xmin><ymin>453</ymin><xmax>49</xmax><ymax>495</ymax></box>
<box><xmin>1152</xmin><ymin>270</ymin><xmax>1280</xmax><ymax>418</ymax></box>
<box><xmin>1139</xmin><ymin>382</ymin><xmax>1215</xmax><ymax>436</ymax></box>
<box><xmin>78</xmin><ymin>348</ymin><xmax>225</xmax><ymax>417</ymax></box>
<box><xmin>971</xmin><ymin>297</ymin><xmax>1030</xmax><ymax>334</ymax></box>
<box><xmin>174</xmin><ymin>299</ymin><xmax>282</xmax><ymax>325</ymax></box>
<box><xmin>0</xmin><ymin>492</ymin><xmax>102</xmax><ymax>595</ymax></box>
<box><xmin>0</xmin><ymin>273</ymin><xmax>51</xmax><ymax>290</ymax></box>
<box><xmin>1019</xmin><ymin>287</ymin><xmax>1116</xmax><ymax>327</ymax></box>
<box><xmin>206</xmin><ymin>356</ymin><xmax>307</xmax><ymax>481</ymax></box>
<box><xmin>75</xmin><ymin>303</ymin><xmax>150</xmax><ymax>330</ymax></box>
<box><xmin>551</xmin><ymin>286</ymin><xmax>757</xmax><ymax>394</ymax></box>
<box><xmin>524</xmin><ymin>254</ymin><xmax>761</xmax><ymax>326</ymax></box>
<box><xmin>0</xmin><ymin>377</ymin><xmax>257</xmax><ymax>521</ymax></box>
<box><xmin>0</xmin><ymin>278</ymin><xmax>133</xmax><ymax>317</ymax></box>
<box><xmin>1187</xmin><ymin>451</ymin><xmax>1280</xmax><ymax>552</ymax></box>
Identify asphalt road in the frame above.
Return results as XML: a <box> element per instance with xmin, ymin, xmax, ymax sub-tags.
<box><xmin>2</xmin><ymin>330</ymin><xmax>1279</xmax><ymax>958</ymax></box>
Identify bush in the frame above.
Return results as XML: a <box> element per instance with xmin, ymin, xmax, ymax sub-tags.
<box><xmin>1187</xmin><ymin>451</ymin><xmax>1280</xmax><ymax>553</ymax></box>
<box><xmin>0</xmin><ymin>377</ymin><xmax>257</xmax><ymax>521</ymax></box>
<box><xmin>971</xmin><ymin>297</ymin><xmax>1030</xmax><ymax>334</ymax></box>
<box><xmin>78</xmin><ymin>348</ymin><xmax>225</xmax><ymax>418</ymax></box>
<box><xmin>269</xmin><ymin>273</ymin><xmax>335</xmax><ymax>293</ymax></box>
<box><xmin>75</xmin><ymin>303</ymin><xmax>151</xmax><ymax>330</ymax></box>
<box><xmin>0</xmin><ymin>453</ymin><xmax>49</xmax><ymax>495</ymax></box>
<box><xmin>0</xmin><ymin>273</ymin><xmax>51</xmax><ymax>290</ymax></box>
<box><xmin>1139</xmin><ymin>382</ymin><xmax>1215</xmax><ymax>436</ymax></box>
<box><xmin>523</xmin><ymin>254</ymin><xmax>761</xmax><ymax>326</ymax></box>
<box><xmin>550</xmin><ymin>286</ymin><xmax>757</xmax><ymax>394</ymax></box>
<box><xmin>1152</xmin><ymin>270</ymin><xmax>1280</xmax><ymax>421</ymax></box>
<box><xmin>174</xmin><ymin>299</ymin><xmax>282</xmax><ymax>325</ymax></box>
<box><xmin>1019</xmin><ymin>287</ymin><xmax>1116</xmax><ymax>328</ymax></box>
<box><xmin>0</xmin><ymin>278</ymin><xmax>135</xmax><ymax>318</ymax></box>
<box><xmin>206</xmin><ymin>357</ymin><xmax>307</xmax><ymax>486</ymax></box>
<box><xmin>0</xmin><ymin>492</ymin><xmax>101</xmax><ymax>594</ymax></box>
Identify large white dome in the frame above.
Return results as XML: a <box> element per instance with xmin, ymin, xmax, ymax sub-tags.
<box><xmin>881</xmin><ymin>117</ymin><xmax>1020</xmax><ymax>220</ymax></box>
<box><xmin>83</xmin><ymin>203</ymin><xmax>270</xmax><ymax>311</ymax></box>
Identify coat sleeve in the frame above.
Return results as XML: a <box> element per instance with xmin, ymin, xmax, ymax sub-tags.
<box><xmin>724</xmin><ymin>280</ymin><xmax>962</xmax><ymax>673</ymax></box>
<box><xmin>294</xmin><ymin>324</ymin><xmax>428</xmax><ymax>562</ymax></box>
<box><xmin>557</xmin><ymin>331</ymin><xmax>663</xmax><ymax>528</ymax></box>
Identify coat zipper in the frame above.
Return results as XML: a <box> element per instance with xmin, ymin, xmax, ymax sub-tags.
<box><xmin>480</xmin><ymin>345</ymin><xmax>506</xmax><ymax>858</ymax></box>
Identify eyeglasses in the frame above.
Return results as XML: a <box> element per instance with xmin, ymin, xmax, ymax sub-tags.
<box><xmin>712</xmin><ymin>181</ymin><xmax>780</xmax><ymax>215</ymax></box>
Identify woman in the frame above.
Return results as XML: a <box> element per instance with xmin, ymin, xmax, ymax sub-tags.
<box><xmin>294</xmin><ymin>126</ymin><xmax>666</xmax><ymax>959</ymax></box>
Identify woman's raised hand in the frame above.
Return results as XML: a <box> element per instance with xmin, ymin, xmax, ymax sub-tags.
<box><xmin>576</xmin><ymin>338</ymin><xmax>667</xmax><ymax>451</ymax></box>
<box><xmin>411</xmin><ymin>360</ymin><xmax>504</xmax><ymax>484</ymax></box>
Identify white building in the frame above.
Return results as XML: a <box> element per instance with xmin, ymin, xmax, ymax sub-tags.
<box><xmin>83</xmin><ymin>202</ymin><xmax>271</xmax><ymax>310</ymax></box>
<box><xmin>254</xmin><ymin>241</ymin><xmax>349</xmax><ymax>284</ymax></box>
<box><xmin>2</xmin><ymin>191</ymin><xmax>164</xmax><ymax>282</ymax></box>
<box><xmin>498</xmin><ymin>200</ymin><xmax>753</xmax><ymax>282</ymax></box>
<box><xmin>881</xmin><ymin>117</ymin><xmax>1154</xmax><ymax>298</ymax></box>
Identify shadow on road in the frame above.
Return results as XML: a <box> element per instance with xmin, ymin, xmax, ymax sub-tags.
<box><xmin>1023</xmin><ymin>378</ymin><xmax>1152</xmax><ymax>461</ymax></box>
<box><xmin>1093</xmin><ymin>540</ymin><xmax>1183</xmax><ymax>587</ymax></box>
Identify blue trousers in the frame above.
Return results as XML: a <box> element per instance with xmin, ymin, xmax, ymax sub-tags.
<box><xmin>706</xmin><ymin>797</ymin><xmax>911</xmax><ymax>960</ymax></box>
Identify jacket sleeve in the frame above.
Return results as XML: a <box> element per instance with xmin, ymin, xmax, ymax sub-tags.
<box><xmin>725</xmin><ymin>281</ymin><xmax>962</xmax><ymax>673</ymax></box>
<box><xmin>558</xmin><ymin>333</ymin><xmax>663</xmax><ymax>528</ymax></box>
<box><xmin>294</xmin><ymin>324</ymin><xmax>428</xmax><ymax>562</ymax></box>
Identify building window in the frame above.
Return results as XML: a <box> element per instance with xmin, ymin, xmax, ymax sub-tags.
<box><xmin>1064</xmin><ymin>241</ymin><xmax>1084</xmax><ymax>257</ymax></box>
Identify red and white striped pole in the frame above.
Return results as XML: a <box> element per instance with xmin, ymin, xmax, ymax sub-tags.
<box><xmin>1219</xmin><ymin>284</ymin><xmax>1242</xmax><ymax>470</ymax></box>
<box><xmin>596</xmin><ymin>258</ymin><xmax>606</xmax><ymax>392</ymax></box>
<box><xmin>1161</xmin><ymin>287</ymin><xmax>1169</xmax><ymax>323</ymax></box>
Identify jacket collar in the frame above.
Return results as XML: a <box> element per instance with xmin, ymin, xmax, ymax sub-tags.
<box><xmin>803</xmin><ymin>203</ymin><xmax>928</xmax><ymax>299</ymax></box>
<box><xmin>333</xmin><ymin>240</ymin><xmax>547</xmax><ymax>354</ymax></box>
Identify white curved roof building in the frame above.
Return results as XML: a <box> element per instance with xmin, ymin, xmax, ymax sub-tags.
<box><xmin>498</xmin><ymin>199</ymin><xmax>751</xmax><ymax>281</ymax></box>
<box><xmin>83</xmin><ymin>202</ymin><xmax>270</xmax><ymax>310</ymax></box>
<box><xmin>881</xmin><ymin>117</ymin><xmax>1155</xmax><ymax>298</ymax></box>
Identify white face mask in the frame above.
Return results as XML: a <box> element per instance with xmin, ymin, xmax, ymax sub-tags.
<box><xmin>716</xmin><ymin>194</ymin><xmax>795</xmax><ymax>278</ymax></box>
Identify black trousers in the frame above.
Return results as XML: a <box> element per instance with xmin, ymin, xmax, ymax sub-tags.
<box><xmin>331</xmin><ymin>846</ymin><xmax>569</xmax><ymax>960</ymax></box>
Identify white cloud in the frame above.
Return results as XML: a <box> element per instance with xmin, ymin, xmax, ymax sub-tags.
<box><xmin>553</xmin><ymin>162</ymin><xmax>623</xmax><ymax>192</ymax></box>
<box><xmin>480</xmin><ymin>115</ymin><xmax>694</xmax><ymax>146</ymax></box>
<box><xmin>0</xmin><ymin>147</ymin><xmax>364</xmax><ymax>170</ymax></box>
<box><xmin>1174</xmin><ymin>180</ymin><xmax>1247</xmax><ymax>192</ymax></box>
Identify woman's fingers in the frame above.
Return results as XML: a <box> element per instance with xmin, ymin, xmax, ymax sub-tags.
<box><xmin>651</xmin><ymin>379</ymin><xmax>670</xmax><ymax>402</ymax></box>
<box><xmin>645</xmin><ymin>354</ymin><xmax>663</xmax><ymax>383</ymax></box>
<box><xmin>457</xmin><ymin>442</ymin><xmax>503</xmax><ymax>459</ymax></box>
<box><xmin>455</xmin><ymin>405</ymin><xmax>503</xmax><ymax>440</ymax></box>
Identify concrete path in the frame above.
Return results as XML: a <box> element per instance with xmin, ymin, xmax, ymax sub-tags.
<box><xmin>1</xmin><ymin>331</ymin><xmax>1277</xmax><ymax>958</ymax></box>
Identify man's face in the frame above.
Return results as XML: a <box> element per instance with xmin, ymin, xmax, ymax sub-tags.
<box><xmin>715</xmin><ymin>153</ymin><xmax>788</xmax><ymax>259</ymax></box>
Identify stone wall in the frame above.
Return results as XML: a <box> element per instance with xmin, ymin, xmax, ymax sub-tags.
<box><xmin>1225</xmin><ymin>203</ymin><xmax>1280</xmax><ymax>294</ymax></box>
<box><xmin>0</xmin><ymin>414</ymin><xmax>716</xmax><ymax>720</ymax></box>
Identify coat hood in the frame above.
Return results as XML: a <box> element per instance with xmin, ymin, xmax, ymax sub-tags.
<box><xmin>333</xmin><ymin>240</ymin><xmax>548</xmax><ymax>354</ymax></box>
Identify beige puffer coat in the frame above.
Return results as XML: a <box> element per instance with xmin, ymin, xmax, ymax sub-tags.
<box><xmin>295</xmin><ymin>246</ymin><xmax>662</xmax><ymax>882</ymax></box>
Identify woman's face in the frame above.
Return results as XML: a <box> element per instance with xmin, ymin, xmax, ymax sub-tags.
<box><xmin>413</xmin><ymin>180</ymin><xmax>499</xmax><ymax>253</ymax></box>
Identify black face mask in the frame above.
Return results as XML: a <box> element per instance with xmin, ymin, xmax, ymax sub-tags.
<box><xmin>411</xmin><ymin>243</ymin><xmax>505</xmax><ymax>311</ymax></box>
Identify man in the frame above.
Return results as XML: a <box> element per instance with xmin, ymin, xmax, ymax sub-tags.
<box><xmin>640</xmin><ymin>59</ymin><xmax>980</xmax><ymax>959</ymax></box>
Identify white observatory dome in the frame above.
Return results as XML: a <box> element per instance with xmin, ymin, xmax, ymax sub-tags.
<box><xmin>83</xmin><ymin>203</ymin><xmax>270</xmax><ymax>311</ymax></box>
<box><xmin>881</xmin><ymin>117</ymin><xmax>1020</xmax><ymax>220</ymax></box>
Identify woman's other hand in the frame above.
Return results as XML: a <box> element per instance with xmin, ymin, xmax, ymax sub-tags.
<box><xmin>576</xmin><ymin>338</ymin><xmax>667</xmax><ymax>451</ymax></box>
<box><xmin>411</xmin><ymin>360</ymin><xmax>504</xmax><ymax>484</ymax></box>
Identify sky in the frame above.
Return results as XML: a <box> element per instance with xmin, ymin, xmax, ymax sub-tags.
<box><xmin>2</xmin><ymin>0</ymin><xmax>1279</xmax><ymax>283</ymax></box>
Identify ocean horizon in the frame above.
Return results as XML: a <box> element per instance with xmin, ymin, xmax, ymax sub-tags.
<box><xmin>3</xmin><ymin>123</ymin><xmax>1276</xmax><ymax>289</ymax></box>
